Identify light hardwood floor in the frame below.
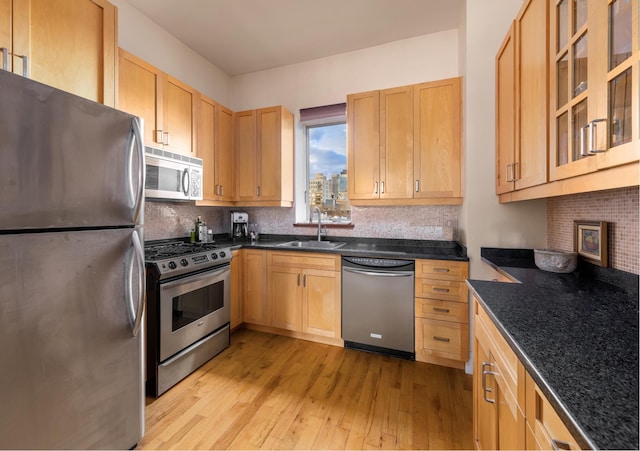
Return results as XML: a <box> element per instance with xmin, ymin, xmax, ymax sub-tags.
<box><xmin>139</xmin><ymin>328</ymin><xmax>473</xmax><ymax>450</ymax></box>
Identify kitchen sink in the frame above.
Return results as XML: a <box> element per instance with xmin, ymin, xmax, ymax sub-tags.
<box><xmin>277</xmin><ymin>240</ymin><xmax>347</xmax><ymax>249</ymax></box>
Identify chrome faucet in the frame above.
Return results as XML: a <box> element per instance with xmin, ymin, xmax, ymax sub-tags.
<box><xmin>313</xmin><ymin>206</ymin><xmax>322</xmax><ymax>241</ymax></box>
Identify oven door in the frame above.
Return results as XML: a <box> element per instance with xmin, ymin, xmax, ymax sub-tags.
<box><xmin>159</xmin><ymin>265</ymin><xmax>230</xmax><ymax>361</ymax></box>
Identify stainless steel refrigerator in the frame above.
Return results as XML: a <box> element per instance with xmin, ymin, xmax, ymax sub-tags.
<box><xmin>0</xmin><ymin>70</ymin><xmax>146</xmax><ymax>449</ymax></box>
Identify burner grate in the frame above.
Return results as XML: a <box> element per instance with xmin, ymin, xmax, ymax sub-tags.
<box><xmin>144</xmin><ymin>241</ymin><xmax>225</xmax><ymax>260</ymax></box>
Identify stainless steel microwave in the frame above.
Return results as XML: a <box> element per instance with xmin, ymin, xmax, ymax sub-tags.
<box><xmin>144</xmin><ymin>147</ymin><xmax>203</xmax><ymax>201</ymax></box>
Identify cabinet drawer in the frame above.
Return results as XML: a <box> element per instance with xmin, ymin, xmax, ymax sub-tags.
<box><xmin>416</xmin><ymin>318</ymin><xmax>468</xmax><ymax>361</ymax></box>
<box><xmin>415</xmin><ymin>278</ymin><xmax>468</xmax><ymax>302</ymax></box>
<box><xmin>415</xmin><ymin>259</ymin><xmax>468</xmax><ymax>281</ymax></box>
<box><xmin>267</xmin><ymin>251</ymin><xmax>339</xmax><ymax>271</ymax></box>
<box><xmin>415</xmin><ymin>298</ymin><xmax>468</xmax><ymax>323</ymax></box>
<box><xmin>525</xmin><ymin>372</ymin><xmax>581</xmax><ymax>450</ymax></box>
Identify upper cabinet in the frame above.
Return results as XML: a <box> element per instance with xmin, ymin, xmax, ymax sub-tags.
<box><xmin>347</xmin><ymin>77</ymin><xmax>462</xmax><ymax>206</ymax></box>
<box><xmin>118</xmin><ymin>49</ymin><xmax>196</xmax><ymax>157</ymax></box>
<box><xmin>550</xmin><ymin>0</ymin><xmax>639</xmax><ymax>179</ymax></box>
<box><xmin>0</xmin><ymin>0</ymin><xmax>117</xmax><ymax>106</ymax></box>
<box><xmin>235</xmin><ymin>106</ymin><xmax>294</xmax><ymax>207</ymax></box>
<box><xmin>496</xmin><ymin>0</ymin><xmax>549</xmax><ymax>195</ymax></box>
<box><xmin>196</xmin><ymin>94</ymin><xmax>235</xmax><ymax>205</ymax></box>
<box><xmin>497</xmin><ymin>0</ymin><xmax>639</xmax><ymax>202</ymax></box>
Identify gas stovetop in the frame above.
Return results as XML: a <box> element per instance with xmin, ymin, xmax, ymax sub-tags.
<box><xmin>145</xmin><ymin>240</ymin><xmax>233</xmax><ymax>278</ymax></box>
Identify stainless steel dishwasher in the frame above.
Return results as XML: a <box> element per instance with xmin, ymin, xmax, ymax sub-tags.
<box><xmin>341</xmin><ymin>256</ymin><xmax>415</xmax><ymax>360</ymax></box>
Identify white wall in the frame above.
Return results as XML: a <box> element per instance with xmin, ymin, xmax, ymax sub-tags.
<box><xmin>230</xmin><ymin>30</ymin><xmax>460</xmax><ymax>220</ymax></box>
<box><xmin>110</xmin><ymin>0</ymin><xmax>232</xmax><ymax>105</ymax></box>
<box><xmin>460</xmin><ymin>0</ymin><xmax>547</xmax><ymax>281</ymax></box>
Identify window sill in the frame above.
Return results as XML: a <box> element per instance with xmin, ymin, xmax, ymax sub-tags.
<box><xmin>293</xmin><ymin>222</ymin><xmax>354</xmax><ymax>229</ymax></box>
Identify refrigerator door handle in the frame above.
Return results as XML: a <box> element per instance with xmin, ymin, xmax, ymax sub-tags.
<box><xmin>128</xmin><ymin>117</ymin><xmax>145</xmax><ymax>224</ymax></box>
<box><xmin>126</xmin><ymin>230</ymin><xmax>146</xmax><ymax>337</ymax></box>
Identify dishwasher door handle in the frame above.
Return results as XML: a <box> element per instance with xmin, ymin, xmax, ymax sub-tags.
<box><xmin>343</xmin><ymin>267</ymin><xmax>415</xmax><ymax>277</ymax></box>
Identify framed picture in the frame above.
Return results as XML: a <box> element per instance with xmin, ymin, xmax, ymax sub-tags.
<box><xmin>574</xmin><ymin>221</ymin><xmax>608</xmax><ymax>267</ymax></box>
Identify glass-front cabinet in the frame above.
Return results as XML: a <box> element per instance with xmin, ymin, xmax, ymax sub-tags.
<box><xmin>550</xmin><ymin>0</ymin><xmax>638</xmax><ymax>181</ymax></box>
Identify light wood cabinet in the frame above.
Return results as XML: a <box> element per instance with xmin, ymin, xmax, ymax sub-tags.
<box><xmin>1</xmin><ymin>0</ymin><xmax>116</xmax><ymax>106</ymax></box>
<box><xmin>414</xmin><ymin>259</ymin><xmax>468</xmax><ymax>368</ymax></box>
<box><xmin>496</xmin><ymin>0</ymin><xmax>548</xmax><ymax>195</ymax></box>
<box><xmin>230</xmin><ymin>250</ymin><xmax>242</xmax><ymax>330</ymax></box>
<box><xmin>525</xmin><ymin>372</ymin><xmax>581</xmax><ymax>450</ymax></box>
<box><xmin>473</xmin><ymin>296</ymin><xmax>526</xmax><ymax>450</ymax></box>
<box><xmin>497</xmin><ymin>0</ymin><xmax>639</xmax><ymax>203</ymax></box>
<box><xmin>263</xmin><ymin>251</ymin><xmax>341</xmax><ymax>341</ymax></box>
<box><xmin>347</xmin><ymin>78</ymin><xmax>462</xmax><ymax>206</ymax></box>
<box><xmin>242</xmin><ymin>249</ymin><xmax>268</xmax><ymax>326</ymax></box>
<box><xmin>196</xmin><ymin>94</ymin><xmax>235</xmax><ymax>205</ymax></box>
<box><xmin>118</xmin><ymin>49</ymin><xmax>196</xmax><ymax>156</ymax></box>
<box><xmin>235</xmin><ymin>106</ymin><xmax>294</xmax><ymax>206</ymax></box>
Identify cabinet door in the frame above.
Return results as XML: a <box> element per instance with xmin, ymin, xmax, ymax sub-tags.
<box><xmin>380</xmin><ymin>85</ymin><xmax>414</xmax><ymax>199</ymax></box>
<box><xmin>302</xmin><ymin>269</ymin><xmax>340</xmax><ymax>338</ymax></box>
<box><xmin>243</xmin><ymin>250</ymin><xmax>268</xmax><ymax>325</ymax></box>
<box><xmin>268</xmin><ymin>265</ymin><xmax>302</xmax><ymax>331</ymax></box>
<box><xmin>515</xmin><ymin>0</ymin><xmax>548</xmax><ymax>190</ymax></box>
<box><xmin>198</xmin><ymin>94</ymin><xmax>217</xmax><ymax>200</ymax></box>
<box><xmin>0</xmin><ymin>0</ymin><xmax>11</xmax><ymax>71</ymax></box>
<box><xmin>217</xmin><ymin>105</ymin><xmax>236</xmax><ymax>201</ymax></box>
<box><xmin>164</xmin><ymin>75</ymin><xmax>196</xmax><ymax>156</ymax></box>
<box><xmin>347</xmin><ymin>90</ymin><xmax>380</xmax><ymax>200</ymax></box>
<box><xmin>256</xmin><ymin>106</ymin><xmax>283</xmax><ymax>201</ymax></box>
<box><xmin>474</xmin><ymin>336</ymin><xmax>497</xmax><ymax>450</ymax></box>
<box><xmin>230</xmin><ymin>250</ymin><xmax>242</xmax><ymax>329</ymax></box>
<box><xmin>118</xmin><ymin>49</ymin><xmax>163</xmax><ymax>147</ymax></box>
<box><xmin>496</xmin><ymin>23</ymin><xmax>517</xmax><ymax>195</ymax></box>
<box><xmin>235</xmin><ymin>110</ymin><xmax>258</xmax><ymax>201</ymax></box>
<box><xmin>414</xmin><ymin>77</ymin><xmax>462</xmax><ymax>198</ymax></box>
<box><xmin>13</xmin><ymin>0</ymin><xmax>116</xmax><ymax>106</ymax></box>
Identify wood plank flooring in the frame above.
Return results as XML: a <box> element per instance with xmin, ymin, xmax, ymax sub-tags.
<box><xmin>138</xmin><ymin>328</ymin><xmax>473</xmax><ymax>450</ymax></box>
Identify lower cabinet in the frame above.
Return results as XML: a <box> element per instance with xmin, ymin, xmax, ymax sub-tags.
<box><xmin>242</xmin><ymin>249</ymin><xmax>268</xmax><ymax>326</ymax></box>
<box><xmin>414</xmin><ymin>259</ymin><xmax>469</xmax><ymax>368</ymax></box>
<box><xmin>473</xmin><ymin>295</ymin><xmax>583</xmax><ymax>450</ymax></box>
<box><xmin>242</xmin><ymin>249</ymin><xmax>341</xmax><ymax>345</ymax></box>
<box><xmin>230</xmin><ymin>250</ymin><xmax>242</xmax><ymax>329</ymax></box>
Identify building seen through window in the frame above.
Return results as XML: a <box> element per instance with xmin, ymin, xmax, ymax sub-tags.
<box><xmin>307</xmin><ymin>123</ymin><xmax>350</xmax><ymax>223</ymax></box>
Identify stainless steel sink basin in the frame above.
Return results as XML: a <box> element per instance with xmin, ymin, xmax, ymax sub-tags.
<box><xmin>277</xmin><ymin>240</ymin><xmax>346</xmax><ymax>249</ymax></box>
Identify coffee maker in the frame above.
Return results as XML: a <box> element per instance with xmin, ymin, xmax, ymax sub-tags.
<box><xmin>230</xmin><ymin>211</ymin><xmax>249</xmax><ymax>239</ymax></box>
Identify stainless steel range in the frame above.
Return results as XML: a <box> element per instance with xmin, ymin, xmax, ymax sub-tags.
<box><xmin>145</xmin><ymin>240</ymin><xmax>233</xmax><ymax>396</ymax></box>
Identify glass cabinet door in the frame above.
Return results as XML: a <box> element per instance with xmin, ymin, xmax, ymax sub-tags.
<box><xmin>550</xmin><ymin>0</ymin><xmax>638</xmax><ymax>180</ymax></box>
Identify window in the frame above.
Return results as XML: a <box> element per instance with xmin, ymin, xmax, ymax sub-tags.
<box><xmin>307</xmin><ymin>123</ymin><xmax>349</xmax><ymax>223</ymax></box>
<box><xmin>300</xmin><ymin>103</ymin><xmax>350</xmax><ymax>224</ymax></box>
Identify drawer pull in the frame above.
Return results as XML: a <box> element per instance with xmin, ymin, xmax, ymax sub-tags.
<box><xmin>551</xmin><ymin>439</ymin><xmax>572</xmax><ymax>451</ymax></box>
<box><xmin>433</xmin><ymin>268</ymin><xmax>450</xmax><ymax>273</ymax></box>
<box><xmin>433</xmin><ymin>287</ymin><xmax>450</xmax><ymax>293</ymax></box>
<box><xmin>433</xmin><ymin>307</ymin><xmax>450</xmax><ymax>313</ymax></box>
<box><xmin>433</xmin><ymin>336</ymin><xmax>450</xmax><ymax>343</ymax></box>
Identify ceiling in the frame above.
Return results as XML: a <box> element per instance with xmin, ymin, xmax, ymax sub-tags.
<box><xmin>126</xmin><ymin>0</ymin><xmax>464</xmax><ymax>76</ymax></box>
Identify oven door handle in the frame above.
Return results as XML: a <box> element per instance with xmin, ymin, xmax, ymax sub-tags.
<box><xmin>160</xmin><ymin>265</ymin><xmax>230</xmax><ymax>294</ymax></box>
<box><xmin>126</xmin><ymin>230</ymin><xmax>145</xmax><ymax>337</ymax></box>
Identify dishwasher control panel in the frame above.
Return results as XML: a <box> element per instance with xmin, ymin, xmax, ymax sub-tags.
<box><xmin>342</xmin><ymin>256</ymin><xmax>414</xmax><ymax>269</ymax></box>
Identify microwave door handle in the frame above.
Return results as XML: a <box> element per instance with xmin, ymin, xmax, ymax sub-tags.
<box><xmin>182</xmin><ymin>168</ymin><xmax>190</xmax><ymax>196</ymax></box>
<box><xmin>128</xmin><ymin>117</ymin><xmax>145</xmax><ymax>223</ymax></box>
<box><xmin>125</xmin><ymin>230</ymin><xmax>146</xmax><ymax>337</ymax></box>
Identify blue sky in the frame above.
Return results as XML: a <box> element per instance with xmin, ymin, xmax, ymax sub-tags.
<box><xmin>308</xmin><ymin>124</ymin><xmax>346</xmax><ymax>178</ymax></box>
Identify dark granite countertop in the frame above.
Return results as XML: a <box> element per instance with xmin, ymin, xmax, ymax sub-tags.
<box><xmin>467</xmin><ymin>248</ymin><xmax>639</xmax><ymax>450</ymax></box>
<box><xmin>217</xmin><ymin>234</ymin><xmax>468</xmax><ymax>262</ymax></box>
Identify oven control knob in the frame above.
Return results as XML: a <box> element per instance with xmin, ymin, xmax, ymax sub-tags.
<box><xmin>219</xmin><ymin>251</ymin><xmax>226</xmax><ymax>258</ymax></box>
<box><xmin>180</xmin><ymin>259</ymin><xmax>188</xmax><ymax>267</ymax></box>
<box><xmin>211</xmin><ymin>253</ymin><xmax>218</xmax><ymax>260</ymax></box>
<box><xmin>168</xmin><ymin>261</ymin><xmax>177</xmax><ymax>270</ymax></box>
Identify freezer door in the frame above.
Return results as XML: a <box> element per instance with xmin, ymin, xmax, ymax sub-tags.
<box><xmin>0</xmin><ymin>228</ymin><xmax>145</xmax><ymax>449</ymax></box>
<box><xmin>0</xmin><ymin>70</ymin><xmax>144</xmax><ymax>230</ymax></box>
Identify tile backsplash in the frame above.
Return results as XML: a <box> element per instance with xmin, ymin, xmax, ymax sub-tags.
<box><xmin>144</xmin><ymin>202</ymin><xmax>460</xmax><ymax>242</ymax></box>
<box><xmin>547</xmin><ymin>186</ymin><xmax>639</xmax><ymax>274</ymax></box>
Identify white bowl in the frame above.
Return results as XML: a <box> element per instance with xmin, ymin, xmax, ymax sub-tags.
<box><xmin>534</xmin><ymin>249</ymin><xmax>577</xmax><ymax>273</ymax></box>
